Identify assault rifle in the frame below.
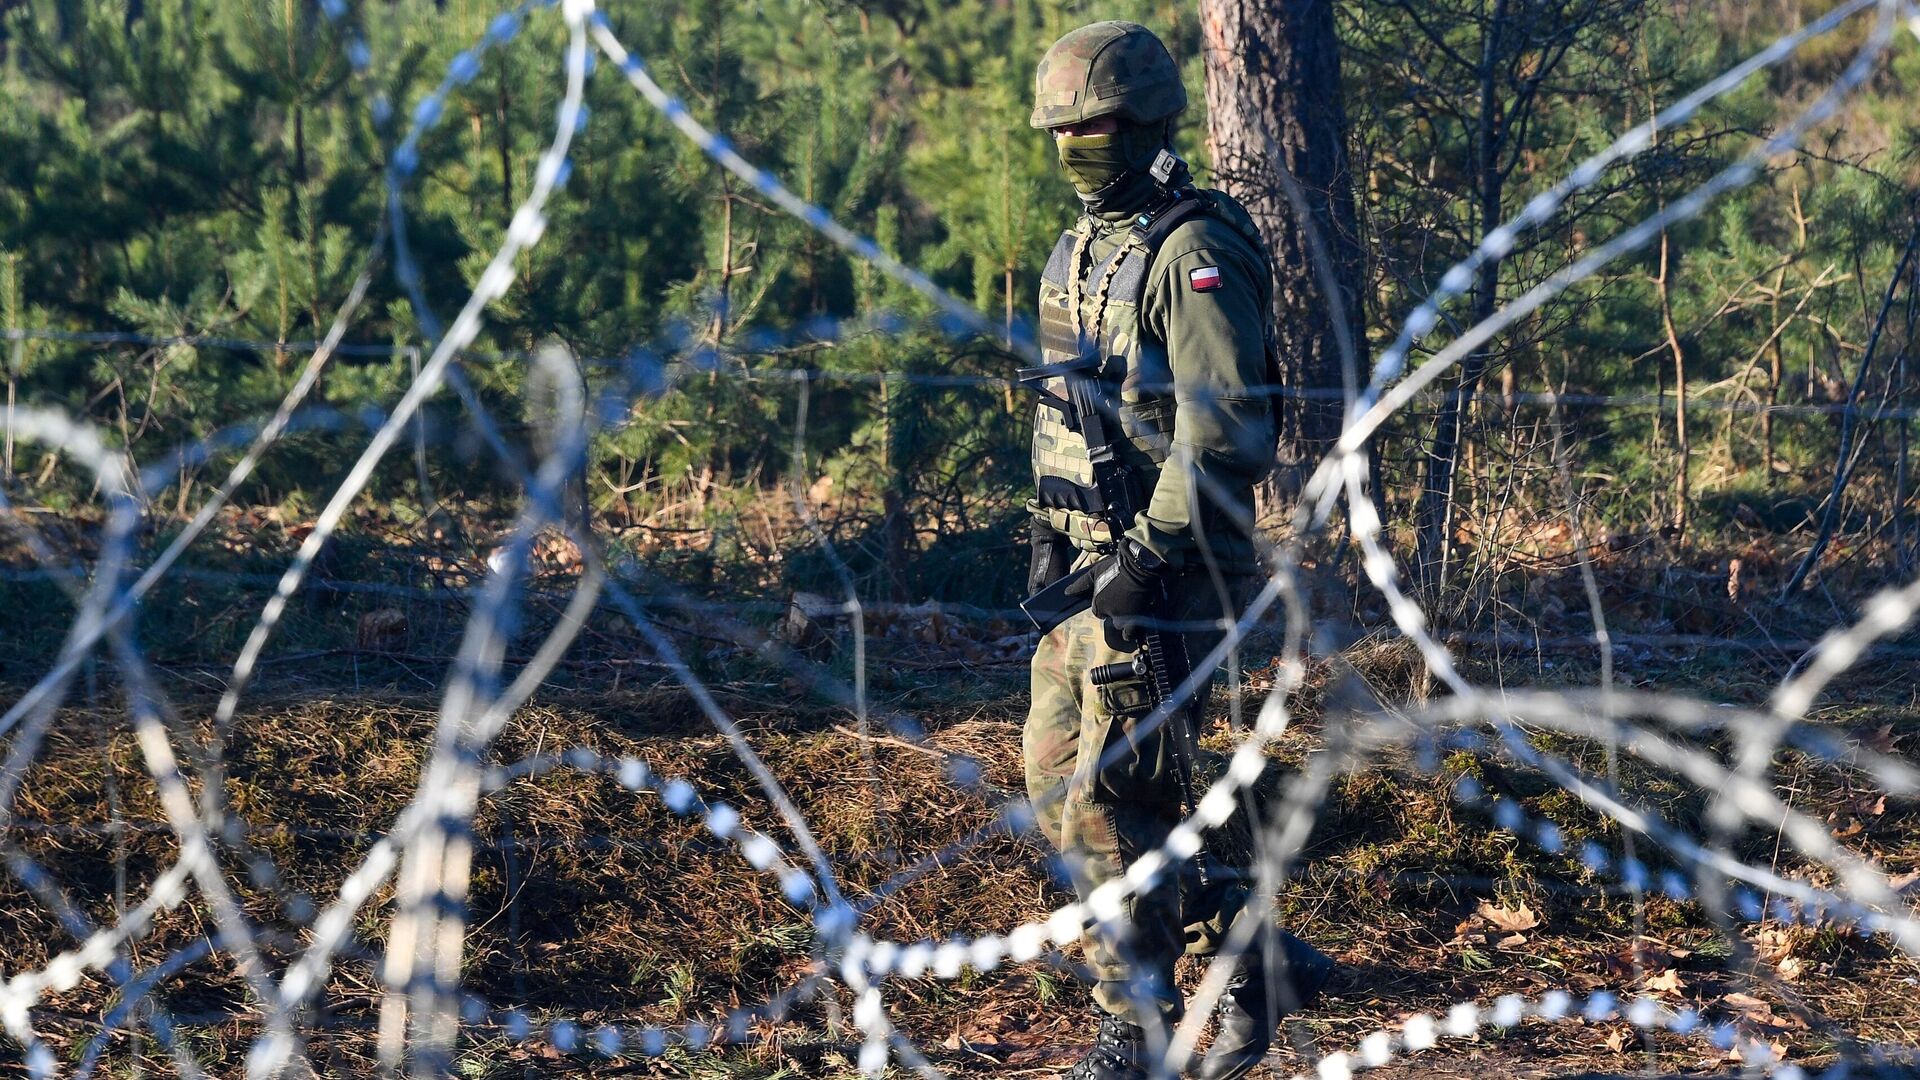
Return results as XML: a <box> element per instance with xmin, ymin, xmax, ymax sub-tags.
<box><xmin>1017</xmin><ymin>357</ymin><xmax>1207</xmax><ymax>869</ymax></box>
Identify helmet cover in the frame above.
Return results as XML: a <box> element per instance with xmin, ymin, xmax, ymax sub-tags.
<box><xmin>1030</xmin><ymin>21</ymin><xmax>1187</xmax><ymax>130</ymax></box>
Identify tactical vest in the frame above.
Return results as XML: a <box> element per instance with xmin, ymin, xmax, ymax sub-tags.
<box><xmin>1029</xmin><ymin>189</ymin><xmax>1271</xmax><ymax>553</ymax></box>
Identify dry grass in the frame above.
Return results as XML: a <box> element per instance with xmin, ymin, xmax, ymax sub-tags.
<box><xmin>0</xmin><ymin>656</ymin><xmax>1913</xmax><ymax>1079</ymax></box>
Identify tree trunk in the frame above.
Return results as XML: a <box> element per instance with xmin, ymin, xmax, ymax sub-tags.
<box><xmin>497</xmin><ymin>80</ymin><xmax>515</xmax><ymax>215</ymax></box>
<box><xmin>1897</xmin><ymin>304</ymin><xmax>1914</xmax><ymax>577</ymax></box>
<box><xmin>1766</xmin><ymin>185</ymin><xmax>1809</xmax><ymax>485</ymax></box>
<box><xmin>4</xmin><ymin>372</ymin><xmax>14</xmax><ymax>483</ymax></box>
<box><xmin>1783</xmin><ymin>216</ymin><xmax>1920</xmax><ymax>594</ymax></box>
<box><xmin>4</xmin><ymin>250</ymin><xmax>18</xmax><ymax>483</ymax></box>
<box><xmin>1658</xmin><ymin>227</ymin><xmax>1689</xmax><ymax>537</ymax></box>
<box><xmin>1415</xmin><ymin>0</ymin><xmax>1508</xmax><ymax>593</ymax></box>
<box><xmin>1198</xmin><ymin>0</ymin><xmax>1367</xmax><ymax>497</ymax></box>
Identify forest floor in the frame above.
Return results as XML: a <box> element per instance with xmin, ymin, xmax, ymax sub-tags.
<box><xmin>1</xmin><ymin>643</ymin><xmax>1916</xmax><ymax>1078</ymax></box>
<box><xmin>2</xmin><ymin>508</ymin><xmax>1919</xmax><ymax>1076</ymax></box>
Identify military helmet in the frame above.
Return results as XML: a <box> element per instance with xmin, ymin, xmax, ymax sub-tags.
<box><xmin>1030</xmin><ymin>21</ymin><xmax>1187</xmax><ymax>130</ymax></box>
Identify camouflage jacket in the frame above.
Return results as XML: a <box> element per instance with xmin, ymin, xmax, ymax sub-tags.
<box><xmin>1030</xmin><ymin>188</ymin><xmax>1277</xmax><ymax>574</ymax></box>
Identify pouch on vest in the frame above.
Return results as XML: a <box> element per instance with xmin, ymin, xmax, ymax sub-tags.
<box><xmin>1091</xmin><ymin>698</ymin><xmax>1179</xmax><ymax>806</ymax></box>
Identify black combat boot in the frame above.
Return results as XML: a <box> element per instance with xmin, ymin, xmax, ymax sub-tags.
<box><xmin>1193</xmin><ymin>931</ymin><xmax>1333</xmax><ymax>1080</ymax></box>
<box><xmin>1065</xmin><ymin>1009</ymin><xmax>1152</xmax><ymax>1080</ymax></box>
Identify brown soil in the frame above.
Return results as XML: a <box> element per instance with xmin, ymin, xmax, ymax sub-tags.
<box><xmin>0</xmin><ymin>649</ymin><xmax>1915</xmax><ymax>1077</ymax></box>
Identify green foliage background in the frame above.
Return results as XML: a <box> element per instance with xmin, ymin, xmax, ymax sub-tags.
<box><xmin>1</xmin><ymin>0</ymin><xmax>1916</xmax><ymax>606</ymax></box>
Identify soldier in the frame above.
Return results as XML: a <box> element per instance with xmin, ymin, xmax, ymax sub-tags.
<box><xmin>1020</xmin><ymin>21</ymin><xmax>1333</xmax><ymax>1080</ymax></box>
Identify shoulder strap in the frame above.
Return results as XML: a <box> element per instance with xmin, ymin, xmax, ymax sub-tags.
<box><xmin>1094</xmin><ymin>190</ymin><xmax>1213</xmax><ymax>309</ymax></box>
<box><xmin>1130</xmin><ymin>189</ymin><xmax>1212</xmax><ymax>253</ymax></box>
<box><xmin>1040</xmin><ymin>229</ymin><xmax>1078</xmax><ymax>286</ymax></box>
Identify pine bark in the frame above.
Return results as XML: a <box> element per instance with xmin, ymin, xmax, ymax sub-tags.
<box><xmin>1198</xmin><ymin>0</ymin><xmax>1367</xmax><ymax>487</ymax></box>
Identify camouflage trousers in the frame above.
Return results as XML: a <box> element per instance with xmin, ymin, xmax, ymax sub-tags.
<box><xmin>1022</xmin><ymin>572</ymin><xmax>1254</xmax><ymax>1025</ymax></box>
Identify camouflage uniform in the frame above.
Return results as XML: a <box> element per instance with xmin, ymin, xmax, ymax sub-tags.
<box><xmin>1025</xmin><ymin>575</ymin><xmax>1257</xmax><ymax>1022</ymax></box>
<box><xmin>1023</xmin><ymin>21</ymin><xmax>1280</xmax><ymax>1028</ymax></box>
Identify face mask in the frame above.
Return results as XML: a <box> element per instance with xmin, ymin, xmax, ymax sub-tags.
<box><xmin>1055</xmin><ymin>132</ymin><xmax>1132</xmax><ymax>198</ymax></box>
<box><xmin>1054</xmin><ymin>121</ymin><xmax>1176</xmax><ymax>210</ymax></box>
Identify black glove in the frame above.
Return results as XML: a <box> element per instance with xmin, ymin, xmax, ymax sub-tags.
<box><xmin>1090</xmin><ymin>538</ymin><xmax>1169</xmax><ymax>650</ymax></box>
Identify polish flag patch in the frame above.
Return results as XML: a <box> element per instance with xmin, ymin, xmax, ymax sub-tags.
<box><xmin>1188</xmin><ymin>265</ymin><xmax>1223</xmax><ymax>292</ymax></box>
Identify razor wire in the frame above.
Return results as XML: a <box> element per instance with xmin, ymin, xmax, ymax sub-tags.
<box><xmin>0</xmin><ymin>2</ymin><xmax>1896</xmax><ymax>1068</ymax></box>
<box><xmin>0</xmin><ymin>16</ymin><xmax>1881</xmax><ymax>1076</ymax></box>
<box><xmin>0</xmin><ymin>0</ymin><xmax>1918</xmax><ymax>1077</ymax></box>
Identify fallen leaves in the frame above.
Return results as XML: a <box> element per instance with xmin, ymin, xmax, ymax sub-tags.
<box><xmin>1601</xmin><ymin>939</ymin><xmax>1691</xmax><ymax>978</ymax></box>
<box><xmin>1749</xmin><ymin>927</ymin><xmax>1799</xmax><ymax>963</ymax></box>
<box><xmin>1477</xmin><ymin>900</ymin><xmax>1540</xmax><ymax>933</ymax></box>
<box><xmin>940</xmin><ymin>1005</ymin><xmax>1073</xmax><ymax>1067</ymax></box>
<box><xmin>1721</xmin><ymin>992</ymin><xmax>1806</xmax><ymax>1032</ymax></box>
<box><xmin>1643</xmin><ymin>968</ymin><xmax>1685</xmax><ymax>995</ymax></box>
<box><xmin>1747</xmin><ymin>924</ymin><xmax>1823</xmax><ymax>981</ymax></box>
<box><xmin>1451</xmin><ymin>900</ymin><xmax>1542</xmax><ymax>953</ymax></box>
<box><xmin>1723</xmin><ymin>1039</ymin><xmax>1791</xmax><ymax>1065</ymax></box>
<box><xmin>1746</xmin><ymin>926</ymin><xmax>1813</xmax><ymax>982</ymax></box>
